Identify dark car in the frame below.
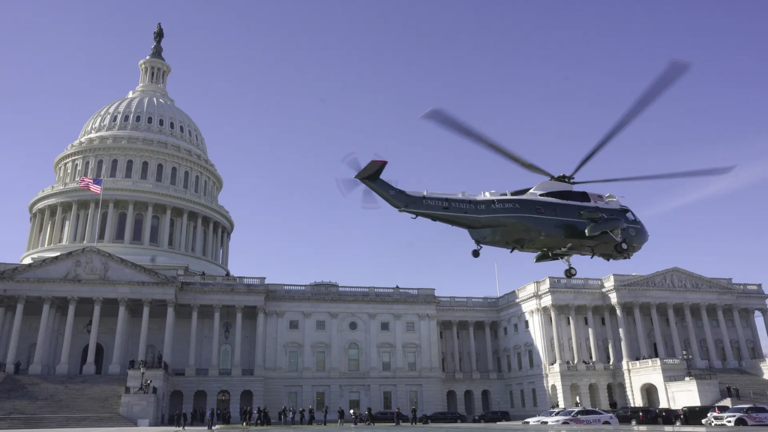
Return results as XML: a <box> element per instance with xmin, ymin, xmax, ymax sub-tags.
<box><xmin>425</xmin><ymin>411</ymin><xmax>468</xmax><ymax>423</ymax></box>
<box><xmin>372</xmin><ymin>411</ymin><xmax>409</xmax><ymax>423</ymax></box>
<box><xmin>614</xmin><ymin>406</ymin><xmax>658</xmax><ymax>425</ymax></box>
<box><xmin>472</xmin><ymin>411</ymin><xmax>511</xmax><ymax>423</ymax></box>
<box><xmin>656</xmin><ymin>408</ymin><xmax>680</xmax><ymax>425</ymax></box>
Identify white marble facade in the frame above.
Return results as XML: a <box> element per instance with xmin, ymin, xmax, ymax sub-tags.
<box><xmin>1</xmin><ymin>29</ymin><xmax>767</xmax><ymax>424</ymax></box>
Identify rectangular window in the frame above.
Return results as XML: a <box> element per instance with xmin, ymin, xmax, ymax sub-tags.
<box><xmin>516</xmin><ymin>352</ymin><xmax>523</xmax><ymax>370</ymax></box>
<box><xmin>383</xmin><ymin>391</ymin><xmax>392</xmax><ymax>411</ymax></box>
<box><xmin>406</xmin><ymin>321</ymin><xmax>416</xmax><ymax>332</ymax></box>
<box><xmin>513</xmin><ymin>323</ymin><xmax>519</xmax><ymax>333</ymax></box>
<box><xmin>316</xmin><ymin>351</ymin><xmax>326</xmax><ymax>371</ymax></box>
<box><xmin>535</xmin><ymin>206</ymin><xmax>544</xmax><ymax>214</ymax></box>
<box><xmin>741</xmin><ymin>319</ymin><xmax>749</xmax><ymax>328</ymax></box>
<box><xmin>696</xmin><ymin>319</ymin><xmax>703</xmax><ymax>327</ymax></box>
<box><xmin>532</xmin><ymin>388</ymin><xmax>538</xmax><ymax>407</ymax></box>
<box><xmin>503</xmin><ymin>327</ymin><xmax>508</xmax><ymax>336</ymax></box>
<box><xmin>382</xmin><ymin>352</ymin><xmax>391</xmax><ymax>371</ymax></box>
<box><xmin>508</xmin><ymin>390</ymin><xmax>515</xmax><ymax>408</ymax></box>
<box><xmin>726</xmin><ymin>319</ymin><xmax>734</xmax><ymax>328</ymax></box>
<box><xmin>381</xmin><ymin>321</ymin><xmax>390</xmax><ymax>331</ymax></box>
<box><xmin>496</xmin><ymin>356</ymin><xmax>502</xmax><ymax>373</ymax></box>
<box><xmin>439</xmin><ymin>330</ymin><xmax>443</xmax><ymax>339</ymax></box>
<box><xmin>409</xmin><ymin>390</ymin><xmax>419</xmax><ymax>410</ymax></box>
<box><xmin>602</xmin><ymin>317</ymin><xmax>606</xmax><ymax>326</ymax></box>
<box><xmin>315</xmin><ymin>392</ymin><xmax>326</xmax><ymax>410</ymax></box>
<box><xmin>349</xmin><ymin>392</ymin><xmax>360</xmax><ymax>412</ymax></box>
<box><xmin>528</xmin><ymin>350</ymin><xmax>534</xmax><ymax>368</ymax></box>
<box><xmin>584</xmin><ymin>317</ymin><xmax>589</xmax><ymax>325</ymax></box>
<box><xmin>493</xmin><ymin>329</ymin><xmax>498</xmax><ymax>339</ymax></box>
<box><xmin>506</xmin><ymin>354</ymin><xmax>512</xmax><ymax>372</ymax></box>
<box><xmin>567</xmin><ymin>317</ymin><xmax>571</xmax><ymax>326</ymax></box>
<box><xmin>520</xmin><ymin>389</ymin><xmax>526</xmax><ymax>408</ymax></box>
<box><xmin>288</xmin><ymin>351</ymin><xmax>299</xmax><ymax>371</ymax></box>
<box><xmin>289</xmin><ymin>320</ymin><xmax>299</xmax><ymax>330</ymax></box>
<box><xmin>288</xmin><ymin>392</ymin><xmax>298</xmax><ymax>408</ymax></box>
<box><xmin>316</xmin><ymin>320</ymin><xmax>326</xmax><ymax>330</ymax></box>
<box><xmin>525</xmin><ymin>319</ymin><xmax>529</xmax><ymax>330</ymax></box>
<box><xmin>407</xmin><ymin>352</ymin><xmax>417</xmax><ymax>371</ymax></box>
<box><xmin>711</xmin><ymin>319</ymin><xmax>719</xmax><ymax>328</ymax></box>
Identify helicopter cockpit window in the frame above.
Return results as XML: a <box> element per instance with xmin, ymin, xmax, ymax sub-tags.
<box><xmin>539</xmin><ymin>190</ymin><xmax>592</xmax><ymax>203</ymax></box>
<box><xmin>623</xmin><ymin>210</ymin><xmax>638</xmax><ymax>221</ymax></box>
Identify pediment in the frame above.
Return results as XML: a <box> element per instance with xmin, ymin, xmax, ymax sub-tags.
<box><xmin>0</xmin><ymin>247</ymin><xmax>176</xmax><ymax>285</ymax></box>
<box><xmin>617</xmin><ymin>267</ymin><xmax>732</xmax><ymax>291</ymax></box>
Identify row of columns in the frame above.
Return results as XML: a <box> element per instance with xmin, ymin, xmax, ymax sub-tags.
<box><xmin>443</xmin><ymin>320</ymin><xmax>495</xmax><ymax>374</ymax></box>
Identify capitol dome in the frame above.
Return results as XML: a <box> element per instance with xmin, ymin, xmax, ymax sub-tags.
<box><xmin>21</xmin><ymin>26</ymin><xmax>234</xmax><ymax>275</ymax></box>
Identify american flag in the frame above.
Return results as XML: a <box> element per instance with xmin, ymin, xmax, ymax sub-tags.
<box><xmin>79</xmin><ymin>176</ymin><xmax>103</xmax><ymax>194</ymax></box>
<box><xmin>588</xmin><ymin>193</ymin><xmax>605</xmax><ymax>203</ymax></box>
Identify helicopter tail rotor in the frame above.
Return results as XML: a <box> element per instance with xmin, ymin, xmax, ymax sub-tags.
<box><xmin>336</xmin><ymin>152</ymin><xmax>397</xmax><ymax>209</ymax></box>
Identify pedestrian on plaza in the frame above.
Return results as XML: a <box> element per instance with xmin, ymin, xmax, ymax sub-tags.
<box><xmin>410</xmin><ymin>406</ymin><xmax>417</xmax><ymax>425</ymax></box>
<box><xmin>735</xmin><ymin>386</ymin><xmax>741</xmax><ymax>400</ymax></box>
<box><xmin>337</xmin><ymin>407</ymin><xmax>345</xmax><ymax>426</ymax></box>
<box><xmin>323</xmin><ymin>406</ymin><xmax>328</xmax><ymax>425</ymax></box>
<box><xmin>726</xmin><ymin>384</ymin><xmax>732</xmax><ymax>398</ymax></box>
<box><xmin>182</xmin><ymin>411</ymin><xmax>188</xmax><ymax>430</ymax></box>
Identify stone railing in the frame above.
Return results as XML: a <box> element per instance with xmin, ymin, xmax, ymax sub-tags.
<box><xmin>731</xmin><ymin>283</ymin><xmax>764</xmax><ymax>293</ymax></box>
<box><xmin>628</xmin><ymin>357</ymin><xmax>684</xmax><ymax>369</ymax></box>
<box><xmin>438</xmin><ymin>297</ymin><xmax>498</xmax><ymax>308</ymax></box>
<box><xmin>178</xmin><ymin>275</ymin><xmax>266</xmax><ymax>284</ymax></box>
<box><xmin>272</xmin><ymin>284</ymin><xmax>435</xmax><ymax>298</ymax></box>
<box><xmin>604</xmin><ymin>364</ymin><xmax>614</xmax><ymax>370</ymax></box>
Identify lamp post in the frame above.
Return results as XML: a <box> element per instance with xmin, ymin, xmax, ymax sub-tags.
<box><xmin>681</xmin><ymin>349</ymin><xmax>693</xmax><ymax>378</ymax></box>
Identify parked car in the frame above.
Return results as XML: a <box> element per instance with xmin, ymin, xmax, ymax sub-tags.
<box><xmin>372</xmin><ymin>410</ymin><xmax>409</xmax><ymax>423</ymax></box>
<box><xmin>424</xmin><ymin>411</ymin><xmax>467</xmax><ymax>423</ymax></box>
<box><xmin>711</xmin><ymin>405</ymin><xmax>768</xmax><ymax>426</ymax></box>
<box><xmin>656</xmin><ymin>408</ymin><xmax>680</xmax><ymax>425</ymax></box>
<box><xmin>523</xmin><ymin>409</ymin><xmax>565</xmax><ymax>424</ymax></box>
<box><xmin>472</xmin><ymin>410</ymin><xmax>511</xmax><ymax>423</ymax></box>
<box><xmin>700</xmin><ymin>405</ymin><xmax>731</xmax><ymax>425</ymax></box>
<box><xmin>614</xmin><ymin>407</ymin><xmax>658</xmax><ymax>425</ymax></box>
<box><xmin>677</xmin><ymin>405</ymin><xmax>727</xmax><ymax>425</ymax></box>
<box><xmin>539</xmin><ymin>408</ymin><xmax>618</xmax><ymax>425</ymax></box>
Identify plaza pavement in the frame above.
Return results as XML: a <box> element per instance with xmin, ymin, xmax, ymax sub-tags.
<box><xmin>0</xmin><ymin>425</ymin><xmax>723</xmax><ymax>432</ymax></box>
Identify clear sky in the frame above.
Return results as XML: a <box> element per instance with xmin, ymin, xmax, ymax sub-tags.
<box><xmin>1</xmin><ymin>1</ymin><xmax>767</xmax><ymax>304</ymax></box>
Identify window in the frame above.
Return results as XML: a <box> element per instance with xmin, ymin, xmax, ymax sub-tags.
<box><xmin>348</xmin><ymin>392</ymin><xmax>360</xmax><ymax>412</ymax></box>
<box><xmin>170</xmin><ymin>121</ymin><xmax>175</xmax><ymax>130</ymax></box>
<box><xmin>147</xmin><ymin>116</ymin><xmax>153</xmax><ymax>125</ymax></box>
<box><xmin>520</xmin><ymin>389</ymin><xmax>526</xmax><ymax>408</ymax></box>
<box><xmin>383</xmin><ymin>391</ymin><xmax>392</xmax><ymax>411</ymax></box>
<box><xmin>71</xmin><ymin>163</ymin><xmax>79</xmax><ymax>181</ymax></box>
<box><xmin>741</xmin><ymin>319</ymin><xmax>749</xmax><ymax>328</ymax></box>
<box><xmin>124</xmin><ymin>160</ymin><xmax>133</xmax><ymax>178</ymax></box>
<box><xmin>170</xmin><ymin>167</ymin><xmax>177</xmax><ymax>186</ymax></box>
<box><xmin>288</xmin><ymin>351</ymin><xmax>298</xmax><ymax>371</ymax></box>
<box><xmin>135</xmin><ymin>115</ymin><xmax>141</xmax><ymax>123</ymax></box>
<box><xmin>159</xmin><ymin>118</ymin><xmax>165</xmax><ymax>127</ymax></box>
<box><xmin>711</xmin><ymin>319</ymin><xmax>719</xmax><ymax>328</ymax></box>
<box><xmin>183</xmin><ymin>171</ymin><xmax>189</xmax><ymax>189</ymax></box>
<box><xmin>132</xmin><ymin>213</ymin><xmax>144</xmax><ymax>242</ymax></box>
<box><xmin>288</xmin><ymin>392</ymin><xmax>298</xmax><ymax>408</ymax></box>
<box><xmin>528</xmin><ymin>350</ymin><xmax>534</xmax><ymax>368</ymax></box>
<box><xmin>180</xmin><ymin>125</ymin><xmax>185</xmax><ymax>134</ymax></box>
<box><xmin>155</xmin><ymin>164</ymin><xmax>164</xmax><ymax>182</ymax></box>
<box><xmin>348</xmin><ymin>343</ymin><xmax>360</xmax><ymax>371</ymax></box>
<box><xmin>112</xmin><ymin>115</ymin><xmax>117</xmax><ymax>123</ymax></box>
<box><xmin>109</xmin><ymin>159</ymin><xmax>118</xmax><ymax>178</ymax></box>
<box><xmin>406</xmin><ymin>321</ymin><xmax>415</xmax><ymax>332</ymax></box>
<box><xmin>496</xmin><ymin>356</ymin><xmax>502</xmax><ymax>373</ymax></box>
<box><xmin>532</xmin><ymin>388</ymin><xmax>538</xmax><ymax>407</ymax></box>
<box><xmin>726</xmin><ymin>319</ymin><xmax>734</xmax><ymax>328</ymax></box>
<box><xmin>168</xmin><ymin>218</ymin><xmax>175</xmax><ymax>248</ymax></box>
<box><xmin>140</xmin><ymin>161</ymin><xmax>149</xmax><ymax>180</ymax></box>
<box><xmin>516</xmin><ymin>352</ymin><xmax>523</xmax><ymax>370</ymax></box>
<box><xmin>83</xmin><ymin>161</ymin><xmax>90</xmax><ymax>177</ymax></box>
<box><xmin>584</xmin><ymin>317</ymin><xmax>589</xmax><ymax>325</ymax></box>
<box><xmin>513</xmin><ymin>323</ymin><xmax>518</xmax><ymax>333</ymax></box>
<box><xmin>407</xmin><ymin>352</ymin><xmax>417</xmax><ymax>371</ymax></box>
<box><xmin>506</xmin><ymin>354</ymin><xmax>512</xmax><ymax>372</ymax></box>
<box><xmin>508</xmin><ymin>390</ymin><xmax>515</xmax><ymax>408</ymax></box>
<box><xmin>194</xmin><ymin>175</ymin><xmax>200</xmax><ymax>193</ymax></box>
<box><xmin>381</xmin><ymin>322</ymin><xmax>390</xmax><ymax>331</ymax></box>
<box><xmin>525</xmin><ymin>319</ymin><xmax>529</xmax><ymax>330</ymax></box>
<box><xmin>149</xmin><ymin>215</ymin><xmax>160</xmax><ymax>244</ymax></box>
<box><xmin>540</xmin><ymin>190</ymin><xmax>592</xmax><ymax>203</ymax></box>
<box><xmin>624</xmin><ymin>209</ymin><xmax>638</xmax><ymax>221</ymax></box>
<box><xmin>382</xmin><ymin>352</ymin><xmax>391</xmax><ymax>371</ymax></box>
<box><xmin>349</xmin><ymin>321</ymin><xmax>358</xmax><ymax>331</ymax></box>
<box><xmin>503</xmin><ymin>327</ymin><xmax>508</xmax><ymax>336</ymax></box>
<box><xmin>601</xmin><ymin>317</ymin><xmax>606</xmax><ymax>326</ymax></box>
<box><xmin>567</xmin><ymin>317</ymin><xmax>571</xmax><ymax>326</ymax></box>
<box><xmin>409</xmin><ymin>390</ymin><xmax>419</xmax><ymax>410</ymax></box>
<box><xmin>315</xmin><ymin>392</ymin><xmax>325</xmax><ymax>411</ymax></box>
<box><xmin>492</xmin><ymin>329</ymin><xmax>497</xmax><ymax>339</ymax></box>
<box><xmin>123</xmin><ymin>114</ymin><xmax>130</xmax><ymax>123</ymax></box>
<box><xmin>204</xmin><ymin>179</ymin><xmax>208</xmax><ymax>196</ymax></box>
<box><xmin>535</xmin><ymin>206</ymin><xmax>544</xmax><ymax>214</ymax></box>
<box><xmin>115</xmin><ymin>212</ymin><xmax>127</xmax><ymax>241</ymax></box>
<box><xmin>316</xmin><ymin>320</ymin><xmax>326</xmax><ymax>330</ymax></box>
<box><xmin>316</xmin><ymin>351</ymin><xmax>326</xmax><ymax>371</ymax></box>
<box><xmin>289</xmin><ymin>320</ymin><xmax>299</xmax><ymax>330</ymax></box>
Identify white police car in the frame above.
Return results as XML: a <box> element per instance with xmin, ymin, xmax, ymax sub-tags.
<box><xmin>522</xmin><ymin>409</ymin><xmax>565</xmax><ymax>424</ymax></box>
<box><xmin>710</xmin><ymin>405</ymin><xmax>768</xmax><ymax>426</ymax></box>
<box><xmin>539</xmin><ymin>408</ymin><xmax>618</xmax><ymax>425</ymax></box>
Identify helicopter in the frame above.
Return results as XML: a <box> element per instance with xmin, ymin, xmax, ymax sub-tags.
<box><xmin>346</xmin><ymin>60</ymin><xmax>736</xmax><ymax>278</ymax></box>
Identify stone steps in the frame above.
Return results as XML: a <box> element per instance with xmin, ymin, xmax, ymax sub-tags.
<box><xmin>692</xmin><ymin>368</ymin><xmax>768</xmax><ymax>406</ymax></box>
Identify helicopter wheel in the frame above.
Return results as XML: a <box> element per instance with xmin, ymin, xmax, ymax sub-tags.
<box><xmin>471</xmin><ymin>249</ymin><xmax>480</xmax><ymax>258</ymax></box>
<box><xmin>564</xmin><ymin>267</ymin><xmax>577</xmax><ymax>279</ymax></box>
<box><xmin>614</xmin><ymin>240</ymin><xmax>629</xmax><ymax>254</ymax></box>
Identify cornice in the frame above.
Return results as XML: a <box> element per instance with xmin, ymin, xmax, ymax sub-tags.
<box><xmin>265</xmin><ymin>294</ymin><xmax>440</xmax><ymax>305</ymax></box>
<box><xmin>0</xmin><ymin>278</ymin><xmax>177</xmax><ymax>288</ymax></box>
<box><xmin>182</xmin><ymin>286</ymin><xmax>268</xmax><ymax>295</ymax></box>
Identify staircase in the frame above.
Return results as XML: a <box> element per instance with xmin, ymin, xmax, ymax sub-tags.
<box><xmin>693</xmin><ymin>368</ymin><xmax>768</xmax><ymax>406</ymax></box>
<box><xmin>0</xmin><ymin>374</ymin><xmax>136</xmax><ymax>429</ymax></box>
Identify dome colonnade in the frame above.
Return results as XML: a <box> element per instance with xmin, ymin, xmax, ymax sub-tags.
<box><xmin>20</xmin><ymin>37</ymin><xmax>234</xmax><ymax>275</ymax></box>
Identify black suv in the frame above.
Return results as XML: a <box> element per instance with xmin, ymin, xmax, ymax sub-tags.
<box><xmin>615</xmin><ymin>407</ymin><xmax>658</xmax><ymax>425</ymax></box>
<box><xmin>424</xmin><ymin>411</ymin><xmax>467</xmax><ymax>423</ymax></box>
<box><xmin>472</xmin><ymin>411</ymin><xmax>511</xmax><ymax>423</ymax></box>
<box><xmin>372</xmin><ymin>411</ymin><xmax>409</xmax><ymax>423</ymax></box>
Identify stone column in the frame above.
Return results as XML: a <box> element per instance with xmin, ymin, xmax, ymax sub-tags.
<box><xmin>43</xmin><ymin>303</ymin><xmax>60</xmax><ymax>371</ymax></box>
<box><xmin>715</xmin><ymin>304</ymin><xmax>735</xmax><ymax>366</ymax></box>
<box><xmin>586</xmin><ymin>306</ymin><xmax>599</xmax><ymax>363</ymax></box>
<box><xmin>31</xmin><ymin>210</ymin><xmax>43</xmax><ymax>249</ymax></box>
<box><xmin>699</xmin><ymin>304</ymin><xmax>719</xmax><ymax>367</ymax></box>
<box><xmin>123</xmin><ymin>200</ymin><xmax>135</xmax><ymax>244</ymax></box>
<box><xmin>26</xmin><ymin>212</ymin><xmax>37</xmax><ymax>250</ymax></box>
<box><xmin>430</xmin><ymin>315</ymin><xmax>441</xmax><ymax>371</ymax></box>
<box><xmin>0</xmin><ymin>303</ymin><xmax>5</xmax><ymax>345</ymax></box>
<box><xmin>82</xmin><ymin>297</ymin><xmax>103</xmax><ymax>375</ymax></box>
<box><xmin>206</xmin><ymin>219</ymin><xmax>214</xmax><ymax>259</ymax></box>
<box><xmin>747</xmin><ymin>309</ymin><xmax>763</xmax><ymax>359</ymax></box>
<box><xmin>550</xmin><ymin>307</ymin><xmax>562</xmax><ymax>363</ymax></box>
<box><xmin>649</xmin><ymin>302</ymin><xmax>666</xmax><ymax>358</ymax></box>
<box><xmin>56</xmin><ymin>297</ymin><xmax>77</xmax><ymax>375</ymax></box>
<box><xmin>394</xmin><ymin>313</ymin><xmax>403</xmax><ymax>372</ymax></box>
<box><xmin>233</xmin><ymin>305</ymin><xmax>244</xmax><ymax>376</ymax></box>
<box><xmin>568</xmin><ymin>305</ymin><xmax>580</xmax><ymax>363</ymax></box>
<box><xmin>143</xmin><ymin>203</ymin><xmax>154</xmax><ymax>245</ymax></box>
<box><xmin>484</xmin><ymin>320</ymin><xmax>494</xmax><ymax>372</ymax></box>
<box><xmin>108</xmin><ymin>298</ymin><xmax>129</xmax><ymax>374</ymax></box>
<box><xmin>369</xmin><ymin>313</ymin><xmax>378</xmax><ymax>373</ymax></box>
<box><xmin>468</xmin><ymin>320</ymin><xmax>478</xmax><ymax>374</ymax></box>
<box><xmin>209</xmin><ymin>305</ymin><xmax>221</xmax><ymax>375</ymax></box>
<box><xmin>195</xmin><ymin>214</ymin><xmax>203</xmax><ymax>256</ymax></box>
<box><xmin>137</xmin><ymin>299</ymin><xmax>151</xmax><ymax>361</ymax></box>
<box><xmin>613</xmin><ymin>302</ymin><xmax>631</xmax><ymax>363</ymax></box>
<box><xmin>215</xmin><ymin>225</ymin><xmax>223</xmax><ymax>262</ymax></box>
<box><xmin>223</xmin><ymin>231</ymin><xmax>230</xmax><ymax>267</ymax></box>
<box><xmin>682</xmin><ymin>303</ymin><xmax>702</xmax><ymax>364</ymax></box>
<box><xmin>75</xmin><ymin>209</ymin><xmax>87</xmax><ymax>243</ymax></box>
<box><xmin>732</xmin><ymin>306</ymin><xmax>750</xmax><ymax>365</ymax></box>
<box><xmin>603</xmin><ymin>305</ymin><xmax>616</xmax><ymax>364</ymax></box>
<box><xmin>100</xmin><ymin>199</ymin><xmax>114</xmax><ymax>242</ymax></box>
<box><xmin>163</xmin><ymin>207</ymin><xmax>172</xmax><ymax>248</ymax></box>
<box><xmin>0</xmin><ymin>309</ymin><xmax>13</xmax><ymax>363</ymax></box>
<box><xmin>255</xmin><ymin>306</ymin><xmax>265</xmax><ymax>371</ymax></box>
<box><xmin>52</xmin><ymin>204</ymin><xmax>64</xmax><ymax>245</ymax></box>
<box><xmin>162</xmin><ymin>300</ymin><xmax>176</xmax><ymax>370</ymax></box>
<box><xmin>330</xmin><ymin>312</ymin><xmax>339</xmax><ymax>376</ymax></box>
<box><xmin>179</xmin><ymin>210</ymin><xmax>189</xmax><ymax>252</ymax></box>
<box><xmin>451</xmin><ymin>320</ymin><xmax>461</xmax><ymax>373</ymax></box>
<box><xmin>761</xmin><ymin>309</ymin><xmax>768</xmax><ymax>350</ymax></box>
<box><xmin>666</xmin><ymin>304</ymin><xmax>683</xmax><ymax>357</ymax></box>
<box><xmin>84</xmin><ymin>200</ymin><xmax>96</xmax><ymax>243</ymax></box>
<box><xmin>67</xmin><ymin>201</ymin><xmax>79</xmax><ymax>244</ymax></box>
<box><xmin>28</xmin><ymin>297</ymin><xmax>53</xmax><ymax>375</ymax></box>
<box><xmin>632</xmin><ymin>303</ymin><xmax>649</xmax><ymax>358</ymax></box>
<box><xmin>186</xmin><ymin>304</ymin><xmax>199</xmax><ymax>376</ymax></box>
<box><xmin>40</xmin><ymin>207</ymin><xmax>52</xmax><ymax>246</ymax></box>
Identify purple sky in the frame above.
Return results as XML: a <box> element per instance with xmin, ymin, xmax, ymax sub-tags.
<box><xmin>1</xmin><ymin>0</ymin><xmax>767</xmax><ymax>304</ymax></box>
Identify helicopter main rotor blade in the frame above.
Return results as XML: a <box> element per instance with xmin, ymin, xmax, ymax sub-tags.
<box><xmin>421</xmin><ymin>108</ymin><xmax>556</xmax><ymax>178</ymax></box>
<box><xmin>571</xmin><ymin>165</ymin><xmax>736</xmax><ymax>185</ymax></box>
<box><xmin>342</xmin><ymin>152</ymin><xmax>363</xmax><ymax>173</ymax></box>
<box><xmin>569</xmin><ymin>60</ymin><xmax>691</xmax><ymax>179</ymax></box>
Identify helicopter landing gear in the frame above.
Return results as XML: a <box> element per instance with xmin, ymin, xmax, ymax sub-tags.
<box><xmin>614</xmin><ymin>240</ymin><xmax>629</xmax><ymax>254</ymax></box>
<box><xmin>558</xmin><ymin>255</ymin><xmax>577</xmax><ymax>279</ymax></box>
<box><xmin>471</xmin><ymin>244</ymin><xmax>483</xmax><ymax>258</ymax></box>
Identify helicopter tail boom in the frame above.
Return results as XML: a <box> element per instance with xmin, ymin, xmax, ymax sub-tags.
<box><xmin>355</xmin><ymin>160</ymin><xmax>408</xmax><ymax>210</ymax></box>
<box><xmin>354</xmin><ymin>160</ymin><xmax>389</xmax><ymax>181</ymax></box>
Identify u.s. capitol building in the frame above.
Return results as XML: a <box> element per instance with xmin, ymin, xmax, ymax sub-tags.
<box><xmin>1</xmin><ymin>27</ymin><xmax>767</xmax><ymax>426</ymax></box>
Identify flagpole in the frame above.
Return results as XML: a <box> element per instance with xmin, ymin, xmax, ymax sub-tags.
<box><xmin>495</xmin><ymin>262</ymin><xmax>500</xmax><ymax>297</ymax></box>
<box><xmin>93</xmin><ymin>180</ymin><xmax>104</xmax><ymax>246</ymax></box>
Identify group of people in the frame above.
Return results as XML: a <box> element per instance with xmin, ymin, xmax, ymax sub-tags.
<box><xmin>725</xmin><ymin>384</ymin><xmax>742</xmax><ymax>400</ymax></box>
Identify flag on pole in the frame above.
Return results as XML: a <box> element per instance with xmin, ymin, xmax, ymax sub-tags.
<box><xmin>79</xmin><ymin>176</ymin><xmax>103</xmax><ymax>194</ymax></box>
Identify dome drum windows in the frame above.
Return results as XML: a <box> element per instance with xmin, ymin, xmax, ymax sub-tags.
<box><xmin>123</xmin><ymin>115</ymin><xmax>130</xmax><ymax>123</ymax></box>
<box><xmin>180</xmin><ymin>125</ymin><xmax>185</xmax><ymax>134</ymax></box>
<box><xmin>109</xmin><ymin>159</ymin><xmax>118</xmax><ymax>178</ymax></box>
<box><xmin>147</xmin><ymin>116</ymin><xmax>153</xmax><ymax>125</ymax></box>
<box><xmin>149</xmin><ymin>215</ymin><xmax>160</xmax><ymax>245</ymax></box>
<box><xmin>132</xmin><ymin>213</ymin><xmax>144</xmax><ymax>243</ymax></box>
<box><xmin>170</xmin><ymin>121</ymin><xmax>175</xmax><ymax>130</ymax></box>
<box><xmin>194</xmin><ymin>175</ymin><xmax>200</xmax><ymax>194</ymax></box>
<box><xmin>115</xmin><ymin>212</ymin><xmax>128</xmax><ymax>241</ymax></box>
<box><xmin>140</xmin><ymin>161</ymin><xmax>149</xmax><ymax>180</ymax></box>
<box><xmin>170</xmin><ymin>167</ymin><xmax>177</xmax><ymax>186</ymax></box>
<box><xmin>124</xmin><ymin>160</ymin><xmax>134</xmax><ymax>179</ymax></box>
<box><xmin>135</xmin><ymin>115</ymin><xmax>141</xmax><ymax>123</ymax></box>
<box><xmin>159</xmin><ymin>119</ymin><xmax>165</xmax><ymax>127</ymax></box>
<box><xmin>183</xmin><ymin>171</ymin><xmax>189</xmax><ymax>190</ymax></box>
<box><xmin>155</xmin><ymin>164</ymin><xmax>164</xmax><ymax>182</ymax></box>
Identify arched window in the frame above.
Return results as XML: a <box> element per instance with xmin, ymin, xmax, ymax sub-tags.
<box><xmin>170</xmin><ymin>167</ymin><xmax>177</xmax><ymax>186</ymax></box>
<box><xmin>59</xmin><ymin>215</ymin><xmax>69</xmax><ymax>244</ymax></box>
<box><xmin>71</xmin><ymin>163</ymin><xmax>79</xmax><ymax>182</ymax></box>
<box><xmin>168</xmin><ymin>218</ymin><xmax>176</xmax><ymax>249</ymax></box>
<box><xmin>83</xmin><ymin>161</ymin><xmax>91</xmax><ymax>177</ymax></box>
<box><xmin>124</xmin><ymin>160</ymin><xmax>133</xmax><ymax>178</ymax></box>
<box><xmin>111</xmin><ymin>115</ymin><xmax>118</xmax><ymax>123</ymax></box>
<box><xmin>95</xmin><ymin>160</ymin><xmax>103</xmax><ymax>178</ymax></box>
<box><xmin>150</xmin><ymin>215</ymin><xmax>160</xmax><ymax>244</ymax></box>
<box><xmin>159</xmin><ymin>118</ymin><xmax>165</xmax><ymax>127</ymax></box>
<box><xmin>98</xmin><ymin>211</ymin><xmax>108</xmax><ymax>241</ymax></box>
<box><xmin>132</xmin><ymin>213</ymin><xmax>144</xmax><ymax>242</ymax></box>
<box><xmin>109</xmin><ymin>159</ymin><xmax>118</xmax><ymax>178</ymax></box>
<box><xmin>155</xmin><ymin>164</ymin><xmax>164</xmax><ymax>182</ymax></box>
<box><xmin>348</xmin><ymin>343</ymin><xmax>360</xmax><ymax>371</ymax></box>
<box><xmin>183</xmin><ymin>171</ymin><xmax>189</xmax><ymax>190</ymax></box>
<box><xmin>170</xmin><ymin>121</ymin><xmax>175</xmax><ymax>130</ymax></box>
<box><xmin>194</xmin><ymin>175</ymin><xmax>200</xmax><ymax>193</ymax></box>
<box><xmin>204</xmin><ymin>179</ymin><xmax>208</xmax><ymax>197</ymax></box>
<box><xmin>147</xmin><ymin>116</ymin><xmax>153</xmax><ymax>125</ymax></box>
<box><xmin>115</xmin><ymin>212</ymin><xmax>128</xmax><ymax>241</ymax></box>
<box><xmin>135</xmin><ymin>115</ymin><xmax>142</xmax><ymax>123</ymax></box>
<box><xmin>123</xmin><ymin>114</ymin><xmax>130</xmax><ymax>123</ymax></box>
<box><xmin>140</xmin><ymin>161</ymin><xmax>149</xmax><ymax>180</ymax></box>
<box><xmin>180</xmin><ymin>125</ymin><xmax>185</xmax><ymax>134</ymax></box>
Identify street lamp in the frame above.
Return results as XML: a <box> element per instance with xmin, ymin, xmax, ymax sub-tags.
<box><xmin>680</xmin><ymin>349</ymin><xmax>693</xmax><ymax>378</ymax></box>
<box><xmin>85</xmin><ymin>319</ymin><xmax>92</xmax><ymax>335</ymax></box>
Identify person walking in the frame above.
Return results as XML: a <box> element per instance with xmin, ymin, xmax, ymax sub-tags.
<box><xmin>323</xmin><ymin>406</ymin><xmax>328</xmax><ymax>426</ymax></box>
<box><xmin>337</xmin><ymin>407</ymin><xmax>345</xmax><ymax>426</ymax></box>
<box><xmin>726</xmin><ymin>384</ymin><xmax>732</xmax><ymax>398</ymax></box>
<box><xmin>410</xmin><ymin>406</ymin><xmax>417</xmax><ymax>425</ymax></box>
<box><xmin>182</xmin><ymin>411</ymin><xmax>188</xmax><ymax>430</ymax></box>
